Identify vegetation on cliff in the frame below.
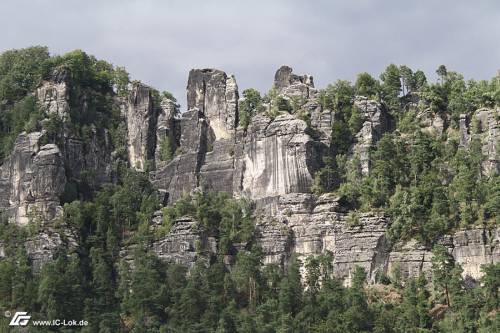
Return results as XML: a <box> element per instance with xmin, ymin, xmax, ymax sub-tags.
<box><xmin>0</xmin><ymin>47</ymin><xmax>499</xmax><ymax>332</ymax></box>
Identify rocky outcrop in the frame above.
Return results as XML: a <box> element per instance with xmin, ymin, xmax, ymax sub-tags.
<box><xmin>152</xmin><ymin>109</ymin><xmax>210</xmax><ymax>203</ymax></box>
<box><xmin>452</xmin><ymin>227</ymin><xmax>500</xmax><ymax>280</ymax></box>
<box><xmin>151</xmin><ymin>215</ymin><xmax>216</xmax><ymax>268</ymax></box>
<box><xmin>0</xmin><ymin>133</ymin><xmax>65</xmax><ymax>226</ymax></box>
<box><xmin>351</xmin><ymin>96</ymin><xmax>391</xmax><ymax>174</ymax></box>
<box><xmin>388</xmin><ymin>227</ymin><xmax>499</xmax><ymax>281</ymax></box>
<box><xmin>187</xmin><ymin>69</ymin><xmax>238</xmax><ymax>139</ymax></box>
<box><xmin>274</xmin><ymin>65</ymin><xmax>315</xmax><ymax>99</ymax></box>
<box><xmin>459</xmin><ymin>113</ymin><xmax>470</xmax><ymax>148</ymax></box>
<box><xmin>155</xmin><ymin>97</ymin><xmax>179</xmax><ymax>168</ymax></box>
<box><xmin>154</xmin><ymin>67</ymin><xmax>323</xmax><ymax>203</ymax></box>
<box><xmin>36</xmin><ymin>67</ymin><xmax>71</xmax><ymax>119</ymax></box>
<box><xmin>253</xmin><ymin>193</ymin><xmax>390</xmax><ymax>284</ymax></box>
<box><xmin>126</xmin><ymin>83</ymin><xmax>157</xmax><ymax>171</ymax></box>
<box><xmin>472</xmin><ymin>107</ymin><xmax>499</xmax><ymax>174</ymax></box>
<box><xmin>417</xmin><ymin>109</ymin><xmax>445</xmax><ymax>137</ymax></box>
<box><xmin>238</xmin><ymin>114</ymin><xmax>321</xmax><ymax>199</ymax></box>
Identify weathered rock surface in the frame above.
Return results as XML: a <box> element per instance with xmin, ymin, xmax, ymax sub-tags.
<box><xmin>126</xmin><ymin>83</ymin><xmax>157</xmax><ymax>171</ymax></box>
<box><xmin>238</xmin><ymin>114</ymin><xmax>321</xmax><ymax>199</ymax></box>
<box><xmin>351</xmin><ymin>96</ymin><xmax>391</xmax><ymax>174</ymax></box>
<box><xmin>187</xmin><ymin>69</ymin><xmax>238</xmax><ymax>139</ymax></box>
<box><xmin>274</xmin><ymin>65</ymin><xmax>315</xmax><ymax>99</ymax></box>
<box><xmin>151</xmin><ymin>215</ymin><xmax>216</xmax><ymax>268</ymax></box>
<box><xmin>254</xmin><ymin>193</ymin><xmax>390</xmax><ymax>284</ymax></box>
<box><xmin>152</xmin><ymin>109</ymin><xmax>209</xmax><ymax>203</ymax></box>
<box><xmin>36</xmin><ymin>67</ymin><xmax>71</xmax><ymax>119</ymax></box>
<box><xmin>388</xmin><ymin>227</ymin><xmax>499</xmax><ymax>281</ymax></box>
<box><xmin>1</xmin><ymin>65</ymin><xmax>498</xmax><ymax>284</ymax></box>
<box><xmin>154</xmin><ymin>67</ymin><xmax>323</xmax><ymax>203</ymax></box>
<box><xmin>0</xmin><ymin>134</ymin><xmax>65</xmax><ymax>226</ymax></box>
<box><xmin>472</xmin><ymin>107</ymin><xmax>499</xmax><ymax>174</ymax></box>
<box><xmin>155</xmin><ymin>97</ymin><xmax>179</xmax><ymax>168</ymax></box>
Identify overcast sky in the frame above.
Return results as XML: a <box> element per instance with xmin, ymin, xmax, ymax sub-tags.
<box><xmin>1</xmin><ymin>0</ymin><xmax>499</xmax><ymax>108</ymax></box>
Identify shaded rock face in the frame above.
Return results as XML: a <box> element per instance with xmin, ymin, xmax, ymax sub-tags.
<box><xmin>126</xmin><ymin>83</ymin><xmax>157</xmax><ymax>171</ymax></box>
<box><xmin>0</xmin><ymin>133</ymin><xmax>68</xmax><ymax>270</ymax></box>
<box><xmin>155</xmin><ymin>98</ymin><xmax>179</xmax><ymax>168</ymax></box>
<box><xmin>152</xmin><ymin>109</ymin><xmax>209</xmax><ymax>203</ymax></box>
<box><xmin>0</xmin><ymin>68</ymin><xmax>118</xmax><ymax>266</ymax></box>
<box><xmin>25</xmin><ymin>231</ymin><xmax>65</xmax><ymax>271</ymax></box>
<box><xmin>62</xmin><ymin>126</ymin><xmax>114</xmax><ymax>188</ymax></box>
<box><xmin>472</xmin><ymin>107</ymin><xmax>499</xmax><ymax>174</ymax></box>
<box><xmin>418</xmin><ymin>109</ymin><xmax>445</xmax><ymax>137</ymax></box>
<box><xmin>187</xmin><ymin>69</ymin><xmax>238</xmax><ymax>140</ymax></box>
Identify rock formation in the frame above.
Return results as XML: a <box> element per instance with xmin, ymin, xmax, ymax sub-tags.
<box><xmin>1</xmin><ymin>64</ymin><xmax>498</xmax><ymax>283</ymax></box>
<box><xmin>126</xmin><ymin>83</ymin><xmax>157</xmax><ymax>171</ymax></box>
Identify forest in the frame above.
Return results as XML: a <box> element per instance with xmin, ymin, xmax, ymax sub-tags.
<box><xmin>0</xmin><ymin>46</ymin><xmax>498</xmax><ymax>332</ymax></box>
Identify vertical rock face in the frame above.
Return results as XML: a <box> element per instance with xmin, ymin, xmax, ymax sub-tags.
<box><xmin>459</xmin><ymin>113</ymin><xmax>470</xmax><ymax>148</ymax></box>
<box><xmin>452</xmin><ymin>228</ymin><xmax>500</xmax><ymax>280</ymax></box>
<box><xmin>258</xmin><ymin>193</ymin><xmax>390</xmax><ymax>284</ymax></box>
<box><xmin>155</xmin><ymin>97</ymin><xmax>179</xmax><ymax>168</ymax></box>
<box><xmin>472</xmin><ymin>107</ymin><xmax>499</xmax><ymax>174</ymax></box>
<box><xmin>152</xmin><ymin>109</ymin><xmax>209</xmax><ymax>203</ymax></box>
<box><xmin>155</xmin><ymin>67</ymin><xmax>323</xmax><ymax>204</ymax></box>
<box><xmin>351</xmin><ymin>96</ymin><xmax>391</xmax><ymax>174</ymax></box>
<box><xmin>387</xmin><ymin>227</ymin><xmax>499</xmax><ymax>281</ymax></box>
<box><xmin>126</xmin><ymin>83</ymin><xmax>157</xmax><ymax>171</ymax></box>
<box><xmin>238</xmin><ymin>114</ymin><xmax>321</xmax><ymax>199</ymax></box>
<box><xmin>187</xmin><ymin>69</ymin><xmax>238</xmax><ymax>140</ymax></box>
<box><xmin>0</xmin><ymin>133</ymin><xmax>65</xmax><ymax>226</ymax></box>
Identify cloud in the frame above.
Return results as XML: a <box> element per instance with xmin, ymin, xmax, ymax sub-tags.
<box><xmin>1</xmin><ymin>0</ymin><xmax>498</xmax><ymax>108</ymax></box>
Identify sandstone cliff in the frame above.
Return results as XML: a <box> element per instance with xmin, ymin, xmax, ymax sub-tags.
<box><xmin>0</xmin><ymin>64</ymin><xmax>498</xmax><ymax>284</ymax></box>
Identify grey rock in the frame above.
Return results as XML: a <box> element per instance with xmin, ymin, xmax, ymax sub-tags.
<box><xmin>237</xmin><ymin>113</ymin><xmax>322</xmax><ymax>200</ymax></box>
<box><xmin>274</xmin><ymin>65</ymin><xmax>315</xmax><ymax>99</ymax></box>
<box><xmin>152</xmin><ymin>109</ymin><xmax>209</xmax><ymax>203</ymax></box>
<box><xmin>25</xmin><ymin>231</ymin><xmax>65</xmax><ymax>271</ymax></box>
<box><xmin>151</xmin><ymin>215</ymin><xmax>216</xmax><ymax>268</ymax></box>
<box><xmin>351</xmin><ymin>96</ymin><xmax>391</xmax><ymax>174</ymax></box>
<box><xmin>0</xmin><ymin>133</ymin><xmax>65</xmax><ymax>226</ymax></box>
<box><xmin>155</xmin><ymin>97</ymin><xmax>179</xmax><ymax>168</ymax></box>
<box><xmin>36</xmin><ymin>67</ymin><xmax>71</xmax><ymax>119</ymax></box>
<box><xmin>472</xmin><ymin>107</ymin><xmax>499</xmax><ymax>174</ymax></box>
<box><xmin>126</xmin><ymin>83</ymin><xmax>157</xmax><ymax>171</ymax></box>
<box><xmin>187</xmin><ymin>69</ymin><xmax>239</xmax><ymax>139</ymax></box>
<box><xmin>459</xmin><ymin>113</ymin><xmax>470</xmax><ymax>148</ymax></box>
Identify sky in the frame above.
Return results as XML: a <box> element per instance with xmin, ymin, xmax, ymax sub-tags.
<box><xmin>1</xmin><ymin>0</ymin><xmax>499</xmax><ymax>109</ymax></box>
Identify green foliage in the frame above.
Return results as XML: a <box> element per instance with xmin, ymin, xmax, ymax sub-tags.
<box><xmin>0</xmin><ymin>95</ymin><xmax>44</xmax><ymax>160</ymax></box>
<box><xmin>355</xmin><ymin>72</ymin><xmax>379</xmax><ymax>97</ymax></box>
<box><xmin>380</xmin><ymin>63</ymin><xmax>401</xmax><ymax>110</ymax></box>
<box><xmin>0</xmin><ymin>46</ymin><xmax>51</xmax><ymax>103</ymax></box>
<box><xmin>158</xmin><ymin>136</ymin><xmax>174</xmax><ymax>162</ymax></box>
<box><xmin>162</xmin><ymin>192</ymin><xmax>255</xmax><ymax>254</ymax></box>
<box><xmin>239</xmin><ymin>88</ymin><xmax>263</xmax><ymax>129</ymax></box>
<box><xmin>1</xmin><ymin>46</ymin><xmax>500</xmax><ymax>332</ymax></box>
